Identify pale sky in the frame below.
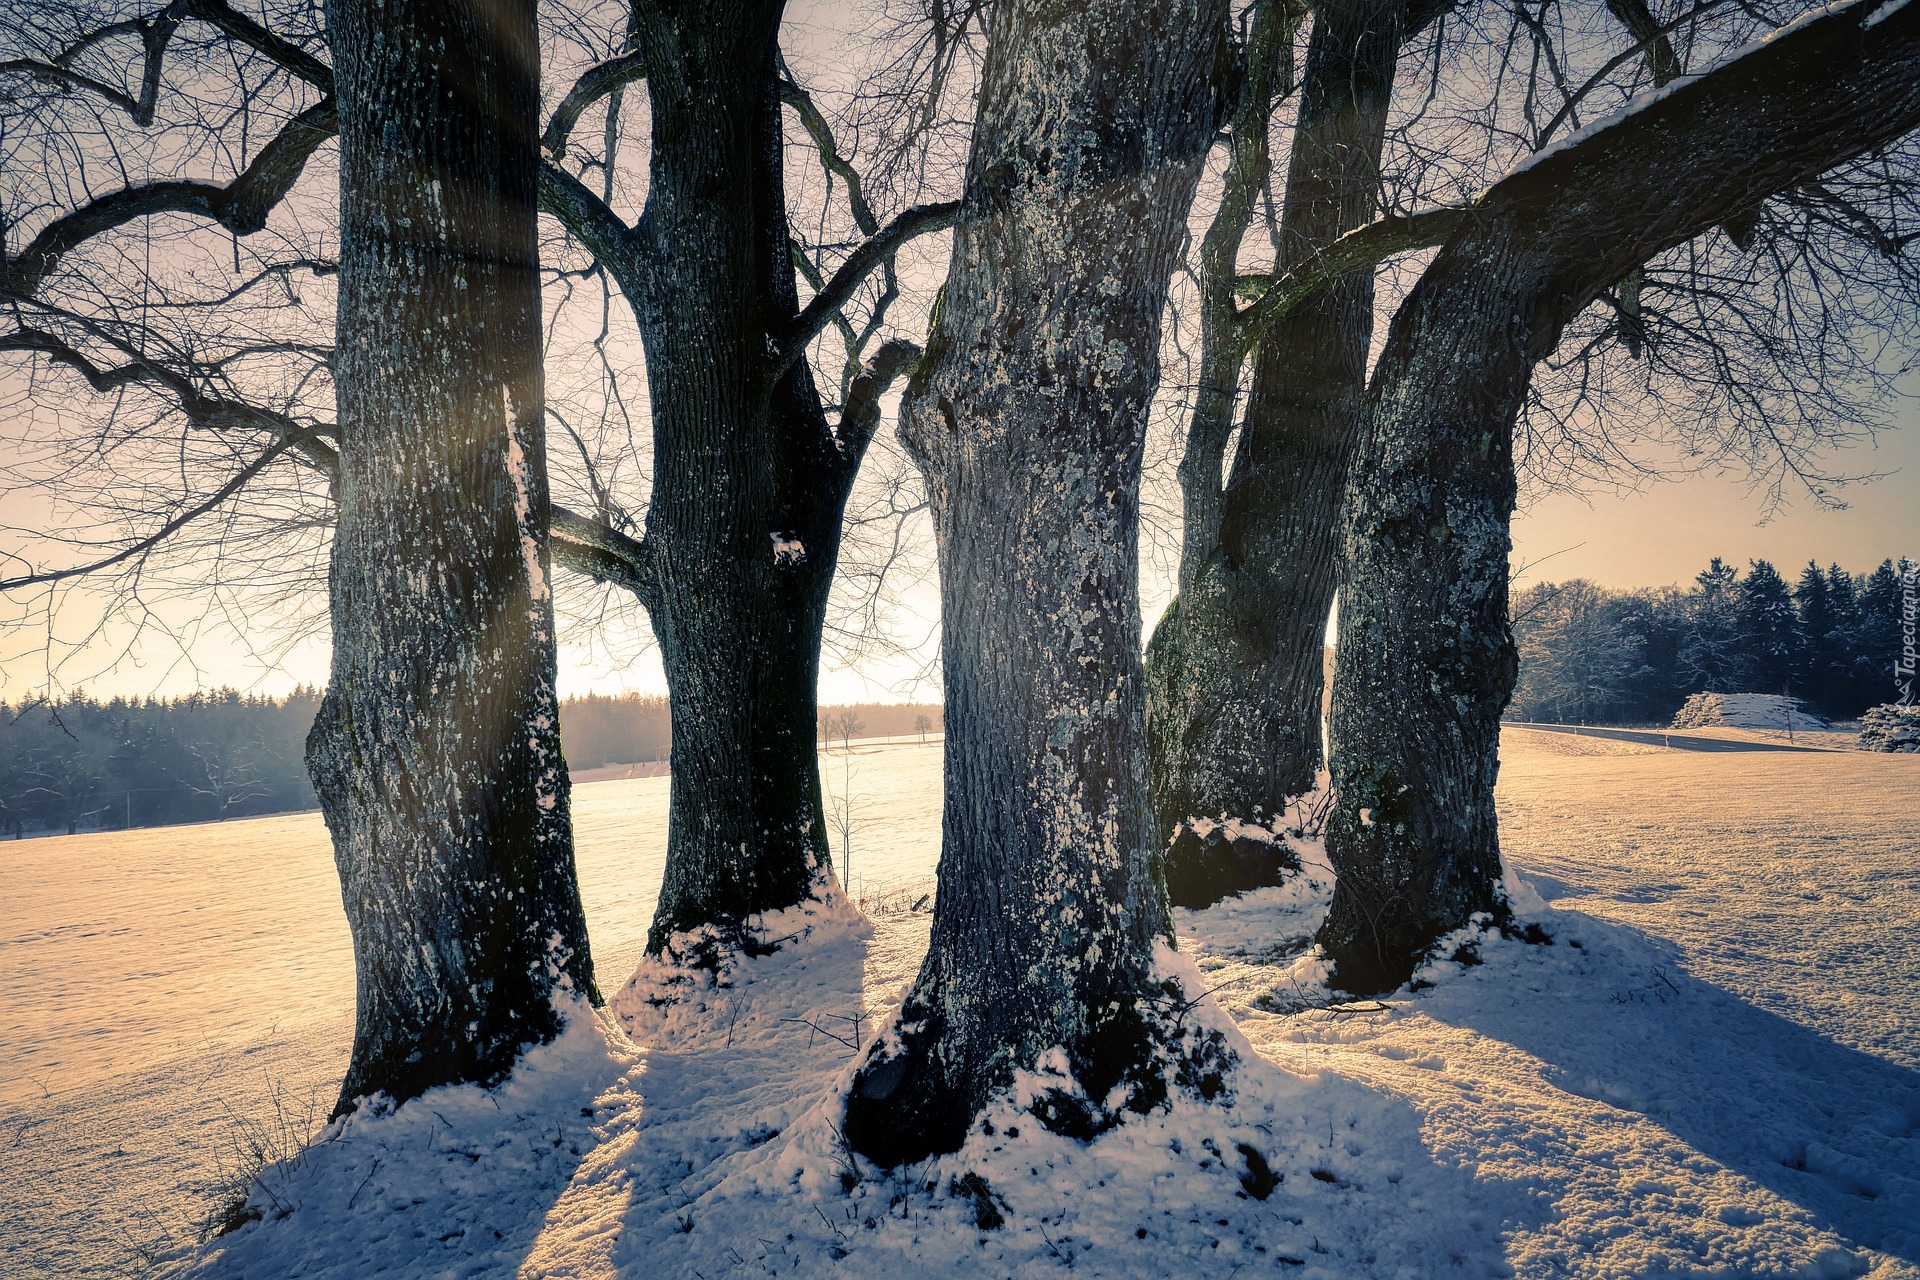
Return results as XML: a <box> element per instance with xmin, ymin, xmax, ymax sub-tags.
<box><xmin>1508</xmin><ymin>395</ymin><xmax>1920</xmax><ymax>592</ymax></box>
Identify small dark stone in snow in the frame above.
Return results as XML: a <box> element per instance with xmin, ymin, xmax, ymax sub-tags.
<box><xmin>1237</xmin><ymin>1144</ymin><xmax>1281</xmax><ymax>1200</ymax></box>
<box><xmin>1136</xmin><ymin>1229</ymin><xmax>1148</xmax><ymax>1239</ymax></box>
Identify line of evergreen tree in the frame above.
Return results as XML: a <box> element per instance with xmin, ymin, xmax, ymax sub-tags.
<box><xmin>1510</xmin><ymin>557</ymin><xmax>1910</xmax><ymax>726</ymax></box>
<box><xmin>0</xmin><ymin>688</ymin><xmax>326</xmax><ymax>837</ymax></box>
<box><xmin>0</xmin><ymin>687</ymin><xmax>945</xmax><ymax>835</ymax></box>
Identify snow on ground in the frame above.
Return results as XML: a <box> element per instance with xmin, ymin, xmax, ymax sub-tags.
<box><xmin>5</xmin><ymin>738</ymin><xmax>1918</xmax><ymax>1279</ymax></box>
<box><xmin>151</xmin><ymin>742</ymin><xmax>1920</xmax><ymax>1280</ymax></box>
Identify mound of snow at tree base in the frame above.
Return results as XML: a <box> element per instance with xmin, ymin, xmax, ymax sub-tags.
<box><xmin>1670</xmin><ymin>691</ymin><xmax>1831</xmax><ymax>731</ymax></box>
<box><xmin>159</xmin><ymin>840</ymin><xmax>1920</xmax><ymax>1280</ymax></box>
<box><xmin>1857</xmin><ymin>702</ymin><xmax>1920</xmax><ymax>752</ymax></box>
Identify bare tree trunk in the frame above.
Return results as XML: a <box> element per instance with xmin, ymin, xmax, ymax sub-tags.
<box><xmin>309</xmin><ymin>0</ymin><xmax>595</xmax><ymax>1114</ymax></box>
<box><xmin>620</xmin><ymin>11</ymin><xmax>863</xmax><ymax>957</ymax></box>
<box><xmin>843</xmin><ymin>0</ymin><xmax>1231</xmax><ymax>1168</ymax></box>
<box><xmin>1320</xmin><ymin>0</ymin><xmax>1920</xmax><ymax>993</ymax></box>
<box><xmin>539</xmin><ymin>5</ymin><xmax>948</xmax><ymax>972</ymax></box>
<box><xmin>1147</xmin><ymin>0</ymin><xmax>1444</xmax><ymax>907</ymax></box>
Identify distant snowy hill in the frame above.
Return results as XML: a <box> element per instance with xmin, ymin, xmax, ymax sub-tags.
<box><xmin>1858</xmin><ymin>702</ymin><xmax>1920</xmax><ymax>752</ymax></box>
<box><xmin>1669</xmin><ymin>692</ymin><xmax>1831</xmax><ymax>731</ymax></box>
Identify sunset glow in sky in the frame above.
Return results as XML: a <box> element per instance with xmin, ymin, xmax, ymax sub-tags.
<box><xmin>4</xmin><ymin>393</ymin><xmax>1915</xmax><ymax>705</ymax></box>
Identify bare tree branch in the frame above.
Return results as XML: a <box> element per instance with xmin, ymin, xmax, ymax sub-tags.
<box><xmin>777</xmin><ymin>199</ymin><xmax>960</xmax><ymax>367</ymax></box>
<box><xmin>1</xmin><ymin>0</ymin><xmax>180</xmax><ymax>124</ymax></box>
<box><xmin>536</xmin><ymin>160</ymin><xmax>652</xmax><ymax>292</ymax></box>
<box><xmin>542</xmin><ymin>47</ymin><xmax>646</xmax><ymax>159</ymax></box>
<box><xmin>779</xmin><ymin>58</ymin><xmax>879</xmax><ymax>236</ymax></box>
<box><xmin>181</xmin><ymin>0</ymin><xmax>334</xmax><ymax>90</ymax></box>
<box><xmin>0</xmin><ymin>318</ymin><xmax>340</xmax><ymax>473</ymax></box>
<box><xmin>831</xmin><ymin>337</ymin><xmax>920</xmax><ymax>489</ymax></box>
<box><xmin>2</xmin><ymin>97</ymin><xmax>339</xmax><ymax>299</ymax></box>
<box><xmin>550</xmin><ymin>505</ymin><xmax>653</xmax><ymax>600</ymax></box>
<box><xmin>0</xmin><ymin>56</ymin><xmax>146</xmax><ymax>119</ymax></box>
<box><xmin>1233</xmin><ymin>203</ymin><xmax>1470</xmax><ymax>355</ymax></box>
<box><xmin>0</xmin><ymin>434</ymin><xmax>309</xmax><ymax>591</ymax></box>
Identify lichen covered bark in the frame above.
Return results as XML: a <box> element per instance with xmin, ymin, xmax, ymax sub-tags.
<box><xmin>1147</xmin><ymin>0</ymin><xmax>1439</xmax><ymax>884</ymax></box>
<box><xmin>310</xmin><ymin>0</ymin><xmax>595</xmax><ymax>1114</ymax></box>
<box><xmin>843</xmin><ymin>0</ymin><xmax>1231</xmax><ymax>1167</ymax></box>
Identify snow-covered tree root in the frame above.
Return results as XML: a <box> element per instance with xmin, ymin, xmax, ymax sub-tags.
<box><xmin>610</xmin><ymin>871</ymin><xmax>871</xmax><ymax>1038</ymax></box>
<box><xmin>843</xmin><ymin>946</ymin><xmax>1240</xmax><ymax>1167</ymax></box>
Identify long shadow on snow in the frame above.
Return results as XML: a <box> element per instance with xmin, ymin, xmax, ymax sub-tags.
<box><xmin>539</xmin><ymin>910</ymin><xmax>1547</xmax><ymax>1280</ymax></box>
<box><xmin>161</xmin><ymin>1002</ymin><xmax>636</xmax><ymax>1279</ymax></box>
<box><xmin>1420</xmin><ymin>909</ymin><xmax>1920</xmax><ymax>1266</ymax></box>
<box><xmin>520</xmin><ymin>912</ymin><xmax>883</xmax><ymax>1277</ymax></box>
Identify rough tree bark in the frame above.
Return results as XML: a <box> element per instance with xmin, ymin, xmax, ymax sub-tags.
<box><xmin>619</xmin><ymin>15</ymin><xmax>832</xmax><ymax>954</ymax></box>
<box><xmin>1320</xmin><ymin>0</ymin><xmax>1920</xmax><ymax>994</ymax></box>
<box><xmin>308</xmin><ymin>0</ymin><xmax>596</xmax><ymax>1113</ymax></box>
<box><xmin>1147</xmin><ymin>0</ymin><xmax>1450</xmax><ymax>908</ymax></box>
<box><xmin>536</xmin><ymin>8</ymin><xmax>953</xmax><ymax>965</ymax></box>
<box><xmin>842</xmin><ymin>0</ymin><xmax>1232</xmax><ymax>1167</ymax></box>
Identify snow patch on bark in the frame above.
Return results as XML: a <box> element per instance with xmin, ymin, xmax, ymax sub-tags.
<box><xmin>503</xmin><ymin>385</ymin><xmax>549</xmax><ymax>605</ymax></box>
<box><xmin>1865</xmin><ymin>0</ymin><xmax>1910</xmax><ymax>27</ymax></box>
<box><xmin>770</xmin><ymin>531</ymin><xmax>808</xmax><ymax>566</ymax></box>
<box><xmin>1502</xmin><ymin>855</ymin><xmax>1551</xmax><ymax>914</ymax></box>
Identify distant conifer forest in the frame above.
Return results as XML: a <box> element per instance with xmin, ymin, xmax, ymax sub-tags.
<box><xmin>1508</xmin><ymin>556</ymin><xmax>1911</xmax><ymax>726</ymax></box>
<box><xmin>0</xmin><ymin>689</ymin><xmax>943</xmax><ymax>835</ymax></box>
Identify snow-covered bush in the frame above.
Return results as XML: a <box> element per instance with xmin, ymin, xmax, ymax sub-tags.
<box><xmin>1668</xmin><ymin>692</ymin><xmax>1830</xmax><ymax>731</ymax></box>
<box><xmin>1856</xmin><ymin>702</ymin><xmax>1920</xmax><ymax>752</ymax></box>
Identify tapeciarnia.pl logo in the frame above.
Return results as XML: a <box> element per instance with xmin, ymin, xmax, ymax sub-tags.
<box><xmin>1899</xmin><ymin>557</ymin><xmax>1917</xmax><ymax>706</ymax></box>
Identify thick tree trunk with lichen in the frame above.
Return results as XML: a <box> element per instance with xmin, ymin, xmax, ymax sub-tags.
<box><xmin>309</xmin><ymin>0</ymin><xmax>595</xmax><ymax>1115</ymax></box>
<box><xmin>1320</xmin><ymin>0</ymin><xmax>1920</xmax><ymax>994</ymax></box>
<box><xmin>1147</xmin><ymin>0</ymin><xmax>1440</xmax><ymax>908</ymax></box>
<box><xmin>842</xmin><ymin>0</ymin><xmax>1230</xmax><ymax>1168</ymax></box>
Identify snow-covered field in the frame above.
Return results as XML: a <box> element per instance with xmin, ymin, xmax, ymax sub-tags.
<box><xmin>3</xmin><ymin>737</ymin><xmax>1916</xmax><ymax>1279</ymax></box>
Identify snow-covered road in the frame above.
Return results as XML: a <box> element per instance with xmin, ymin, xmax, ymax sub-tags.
<box><xmin>1504</xmin><ymin>722</ymin><xmax>1838</xmax><ymax>752</ymax></box>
